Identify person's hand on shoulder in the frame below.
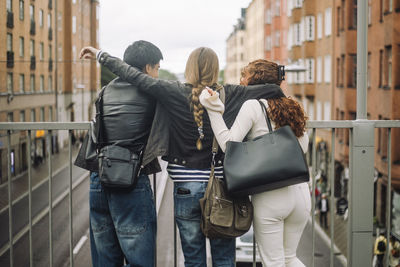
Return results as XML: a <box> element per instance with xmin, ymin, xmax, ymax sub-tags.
<box><xmin>199</xmin><ymin>87</ymin><xmax>224</xmax><ymax>114</ymax></box>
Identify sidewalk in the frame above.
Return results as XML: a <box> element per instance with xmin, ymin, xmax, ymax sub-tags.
<box><xmin>317</xmin><ymin>208</ymin><xmax>348</xmax><ymax>259</ymax></box>
<box><xmin>0</xmin><ymin>145</ymin><xmax>79</xmax><ymax>211</ymax></box>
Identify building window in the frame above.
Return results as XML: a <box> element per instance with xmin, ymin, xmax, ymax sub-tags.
<box><xmin>49</xmin><ymin>106</ymin><xmax>53</xmax><ymax>122</ymax></box>
<box><xmin>7</xmin><ymin>73</ymin><xmax>13</xmax><ymax>94</ymax></box>
<box><xmin>265</xmin><ymin>36</ymin><xmax>272</xmax><ymax>51</ymax></box>
<box><xmin>19</xmin><ymin>0</ymin><xmax>24</xmax><ymax>20</ymax></box>
<box><xmin>19</xmin><ymin>37</ymin><xmax>24</xmax><ymax>57</ymax></box>
<box><xmin>8</xmin><ymin>112</ymin><xmax>14</xmax><ymax>122</ymax></box>
<box><xmin>368</xmin><ymin>53</ymin><xmax>371</xmax><ymax>88</ymax></box>
<box><xmin>325</xmin><ymin>8</ymin><xmax>332</xmax><ymax>36</ymax></box>
<box><xmin>275</xmin><ymin>31</ymin><xmax>280</xmax><ymax>47</ymax></box>
<box><xmin>341</xmin><ymin>54</ymin><xmax>345</xmax><ymax>87</ymax></box>
<box><xmin>30</xmin><ymin>40</ymin><xmax>35</xmax><ymax>56</ymax></box>
<box><xmin>58</xmin><ymin>12</ymin><xmax>62</xmax><ymax>31</ymax></box>
<box><xmin>31</xmin><ymin>109</ymin><xmax>36</xmax><ymax>122</ymax></box>
<box><xmin>48</xmin><ymin>76</ymin><xmax>53</xmax><ymax>91</ymax></box>
<box><xmin>72</xmin><ymin>16</ymin><xmax>76</xmax><ymax>34</ymax></box>
<box><xmin>40</xmin><ymin>75</ymin><xmax>44</xmax><ymax>92</ymax></box>
<box><xmin>265</xmin><ymin>9</ymin><xmax>272</xmax><ymax>24</ymax></box>
<box><xmin>20</xmin><ymin>110</ymin><xmax>25</xmax><ymax>122</ymax></box>
<box><xmin>368</xmin><ymin>0</ymin><xmax>372</xmax><ymax>25</ymax></box>
<box><xmin>39</xmin><ymin>9</ymin><xmax>43</xmax><ymax>27</ymax></box>
<box><xmin>341</xmin><ymin>0</ymin><xmax>345</xmax><ymax>30</ymax></box>
<box><xmin>275</xmin><ymin>0</ymin><xmax>280</xmax><ymax>16</ymax></box>
<box><xmin>19</xmin><ymin>74</ymin><xmax>25</xmax><ymax>92</ymax></box>
<box><xmin>49</xmin><ymin>44</ymin><xmax>52</xmax><ymax>59</ymax></box>
<box><xmin>294</xmin><ymin>23</ymin><xmax>301</xmax><ymax>45</ymax></box>
<box><xmin>30</xmin><ymin>4</ymin><xmax>34</xmax><ymax>21</ymax></box>
<box><xmin>317</xmin><ymin>56</ymin><xmax>322</xmax><ymax>83</ymax></box>
<box><xmin>324</xmin><ymin>102</ymin><xmax>331</xmax><ymax>121</ymax></box>
<box><xmin>30</xmin><ymin>74</ymin><xmax>35</xmax><ymax>92</ymax></box>
<box><xmin>7</xmin><ymin>33</ymin><xmax>13</xmax><ymax>52</ymax></box>
<box><xmin>305</xmin><ymin>16</ymin><xmax>315</xmax><ymax>41</ymax></box>
<box><xmin>350</xmin><ymin>0</ymin><xmax>357</xmax><ymax>29</ymax></box>
<box><xmin>317</xmin><ymin>13</ymin><xmax>323</xmax><ymax>39</ymax></box>
<box><xmin>387</xmin><ymin>46</ymin><xmax>392</xmax><ymax>88</ymax></box>
<box><xmin>379</xmin><ymin>49</ymin><xmax>384</xmax><ymax>87</ymax></box>
<box><xmin>294</xmin><ymin>0</ymin><xmax>302</xmax><ymax>8</ymax></box>
<box><xmin>47</xmin><ymin>13</ymin><xmax>51</xmax><ymax>29</ymax></box>
<box><xmin>324</xmin><ymin>55</ymin><xmax>331</xmax><ymax>83</ymax></box>
<box><xmin>6</xmin><ymin>0</ymin><xmax>12</xmax><ymax>11</ymax></box>
<box><xmin>337</xmin><ymin>7</ymin><xmax>341</xmax><ymax>35</ymax></box>
<box><xmin>306</xmin><ymin>58</ymin><xmax>315</xmax><ymax>83</ymax></box>
<box><xmin>39</xmin><ymin>42</ymin><xmax>44</xmax><ymax>60</ymax></box>
<box><xmin>40</xmin><ymin>107</ymin><xmax>45</xmax><ymax>122</ymax></box>
<box><xmin>349</xmin><ymin>54</ymin><xmax>357</xmax><ymax>88</ymax></box>
<box><xmin>336</xmin><ymin>57</ymin><xmax>341</xmax><ymax>86</ymax></box>
<box><xmin>316</xmin><ymin>101</ymin><xmax>322</xmax><ymax>121</ymax></box>
<box><xmin>380</xmin><ymin>0</ymin><xmax>384</xmax><ymax>21</ymax></box>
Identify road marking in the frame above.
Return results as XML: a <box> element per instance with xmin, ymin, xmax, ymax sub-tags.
<box><xmin>73</xmin><ymin>234</ymin><xmax>88</xmax><ymax>255</ymax></box>
<box><xmin>312</xmin><ymin>218</ymin><xmax>348</xmax><ymax>266</ymax></box>
<box><xmin>0</xmin><ymin>172</ymin><xmax>89</xmax><ymax>257</ymax></box>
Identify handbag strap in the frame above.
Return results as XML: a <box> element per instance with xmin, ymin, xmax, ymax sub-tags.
<box><xmin>258</xmin><ymin>100</ymin><xmax>273</xmax><ymax>132</ymax></box>
<box><xmin>210</xmin><ymin>87</ymin><xmax>225</xmax><ymax>173</ymax></box>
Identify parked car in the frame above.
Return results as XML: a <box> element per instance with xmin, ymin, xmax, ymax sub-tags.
<box><xmin>236</xmin><ymin>227</ymin><xmax>262</xmax><ymax>266</ymax></box>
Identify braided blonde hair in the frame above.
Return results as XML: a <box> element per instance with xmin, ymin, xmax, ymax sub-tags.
<box><xmin>184</xmin><ymin>47</ymin><xmax>220</xmax><ymax>150</ymax></box>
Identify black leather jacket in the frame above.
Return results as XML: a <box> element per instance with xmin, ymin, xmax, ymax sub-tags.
<box><xmin>99</xmin><ymin>77</ymin><xmax>161</xmax><ymax>174</ymax></box>
<box><xmin>99</xmin><ymin>52</ymin><xmax>286</xmax><ymax>169</ymax></box>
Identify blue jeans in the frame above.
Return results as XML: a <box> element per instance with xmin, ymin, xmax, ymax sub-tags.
<box><xmin>174</xmin><ymin>182</ymin><xmax>235</xmax><ymax>267</ymax></box>
<box><xmin>89</xmin><ymin>172</ymin><xmax>156</xmax><ymax>267</ymax></box>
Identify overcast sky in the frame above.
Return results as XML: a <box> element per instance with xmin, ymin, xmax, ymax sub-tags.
<box><xmin>99</xmin><ymin>0</ymin><xmax>252</xmax><ymax>74</ymax></box>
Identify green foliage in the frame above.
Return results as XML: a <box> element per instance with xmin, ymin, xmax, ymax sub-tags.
<box><xmin>159</xmin><ymin>69</ymin><xmax>178</xmax><ymax>81</ymax></box>
<box><xmin>218</xmin><ymin>70</ymin><xmax>224</xmax><ymax>84</ymax></box>
<box><xmin>101</xmin><ymin>65</ymin><xmax>117</xmax><ymax>87</ymax></box>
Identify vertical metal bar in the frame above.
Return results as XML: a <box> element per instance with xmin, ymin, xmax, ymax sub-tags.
<box><xmin>330</xmin><ymin>129</ymin><xmax>335</xmax><ymax>267</ymax></box>
<box><xmin>28</xmin><ymin>131</ymin><xmax>33</xmax><ymax>267</ymax></box>
<box><xmin>311</xmin><ymin>128</ymin><xmax>317</xmax><ymax>267</ymax></box>
<box><xmin>48</xmin><ymin>130</ymin><xmax>53</xmax><ymax>267</ymax></box>
<box><xmin>174</xmin><ymin>217</ymin><xmax>177</xmax><ymax>267</ymax></box>
<box><xmin>348</xmin><ymin>122</ymin><xmax>374</xmax><ymax>267</ymax></box>
<box><xmin>356</xmin><ymin>0</ymin><xmax>368</xmax><ymax>120</ymax></box>
<box><xmin>69</xmin><ymin>130</ymin><xmax>74</xmax><ymax>267</ymax></box>
<box><xmin>7</xmin><ymin>131</ymin><xmax>13</xmax><ymax>267</ymax></box>
<box><xmin>153</xmin><ymin>174</ymin><xmax>157</xmax><ymax>266</ymax></box>
<box><xmin>252</xmin><ymin>235</ymin><xmax>256</xmax><ymax>267</ymax></box>
<box><xmin>385</xmin><ymin>128</ymin><xmax>392</xmax><ymax>267</ymax></box>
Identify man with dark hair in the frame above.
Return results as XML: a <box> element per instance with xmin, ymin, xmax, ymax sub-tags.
<box><xmin>88</xmin><ymin>40</ymin><xmax>163</xmax><ymax>267</ymax></box>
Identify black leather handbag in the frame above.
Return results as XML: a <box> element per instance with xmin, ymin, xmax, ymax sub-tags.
<box><xmin>223</xmin><ymin>100</ymin><xmax>309</xmax><ymax>197</ymax></box>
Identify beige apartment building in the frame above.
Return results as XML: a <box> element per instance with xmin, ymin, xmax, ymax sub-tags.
<box><xmin>246</xmin><ymin>0</ymin><xmax>265</xmax><ymax>62</ymax></box>
<box><xmin>0</xmin><ymin>0</ymin><xmax>100</xmax><ymax>184</ymax></box>
<box><xmin>286</xmin><ymin>0</ymin><xmax>335</xmax><ymax>186</ymax></box>
<box><xmin>225</xmin><ymin>9</ymin><xmax>246</xmax><ymax>84</ymax></box>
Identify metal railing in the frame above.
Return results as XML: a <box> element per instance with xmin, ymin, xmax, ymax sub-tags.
<box><xmin>0</xmin><ymin>120</ymin><xmax>400</xmax><ymax>266</ymax></box>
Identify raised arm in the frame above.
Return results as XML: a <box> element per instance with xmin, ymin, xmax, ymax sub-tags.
<box><xmin>199</xmin><ymin>90</ymin><xmax>255</xmax><ymax>152</ymax></box>
<box><xmin>80</xmin><ymin>47</ymin><xmax>184</xmax><ymax>103</ymax></box>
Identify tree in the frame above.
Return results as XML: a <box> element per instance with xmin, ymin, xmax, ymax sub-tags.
<box><xmin>101</xmin><ymin>65</ymin><xmax>117</xmax><ymax>87</ymax></box>
<box><xmin>218</xmin><ymin>70</ymin><xmax>224</xmax><ymax>84</ymax></box>
<box><xmin>158</xmin><ymin>69</ymin><xmax>178</xmax><ymax>81</ymax></box>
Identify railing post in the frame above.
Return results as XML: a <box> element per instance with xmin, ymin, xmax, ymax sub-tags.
<box><xmin>348</xmin><ymin>121</ymin><xmax>374</xmax><ymax>266</ymax></box>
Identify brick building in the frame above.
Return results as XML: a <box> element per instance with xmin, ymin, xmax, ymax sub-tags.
<box><xmin>333</xmin><ymin>0</ymin><xmax>400</xmax><ymax>229</ymax></box>
<box><xmin>0</xmin><ymin>0</ymin><xmax>100</xmax><ymax>184</ymax></box>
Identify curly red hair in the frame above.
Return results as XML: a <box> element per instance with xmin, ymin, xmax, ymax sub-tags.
<box><xmin>243</xmin><ymin>59</ymin><xmax>308</xmax><ymax>137</ymax></box>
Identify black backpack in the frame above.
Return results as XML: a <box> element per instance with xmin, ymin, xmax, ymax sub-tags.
<box><xmin>378</xmin><ymin>240</ymin><xmax>386</xmax><ymax>252</ymax></box>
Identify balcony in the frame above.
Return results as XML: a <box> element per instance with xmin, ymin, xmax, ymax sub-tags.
<box><xmin>30</xmin><ymin>20</ymin><xmax>36</xmax><ymax>35</ymax></box>
<box><xmin>48</xmin><ymin>59</ymin><xmax>53</xmax><ymax>71</ymax></box>
<box><xmin>48</xmin><ymin>28</ymin><xmax>53</xmax><ymax>40</ymax></box>
<box><xmin>6</xmin><ymin>51</ymin><xmax>14</xmax><ymax>68</ymax></box>
<box><xmin>30</xmin><ymin>56</ymin><xmax>36</xmax><ymax>70</ymax></box>
<box><xmin>48</xmin><ymin>0</ymin><xmax>53</xmax><ymax>9</ymax></box>
<box><xmin>6</xmin><ymin>11</ymin><xmax>14</xmax><ymax>28</ymax></box>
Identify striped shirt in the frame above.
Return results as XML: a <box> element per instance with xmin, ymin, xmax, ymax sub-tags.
<box><xmin>167</xmin><ymin>164</ymin><xmax>224</xmax><ymax>182</ymax></box>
